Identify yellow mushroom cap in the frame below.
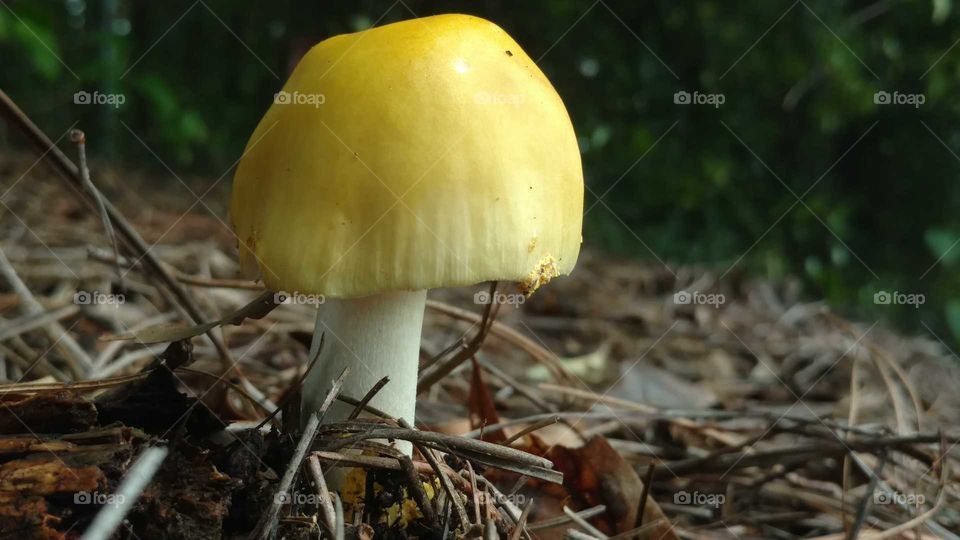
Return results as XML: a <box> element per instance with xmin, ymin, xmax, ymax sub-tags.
<box><xmin>230</xmin><ymin>14</ymin><xmax>583</xmax><ymax>298</ymax></box>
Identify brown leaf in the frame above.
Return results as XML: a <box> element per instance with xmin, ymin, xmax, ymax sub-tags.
<box><xmin>497</xmin><ymin>435</ymin><xmax>678</xmax><ymax>539</ymax></box>
<box><xmin>467</xmin><ymin>359</ymin><xmax>506</xmax><ymax>444</ymax></box>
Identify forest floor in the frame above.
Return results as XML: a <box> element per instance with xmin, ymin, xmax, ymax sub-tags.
<box><xmin>0</xmin><ymin>146</ymin><xmax>957</xmax><ymax>539</ymax></box>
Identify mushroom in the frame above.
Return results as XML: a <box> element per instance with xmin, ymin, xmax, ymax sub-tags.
<box><xmin>230</xmin><ymin>14</ymin><xmax>583</xmax><ymax>452</ymax></box>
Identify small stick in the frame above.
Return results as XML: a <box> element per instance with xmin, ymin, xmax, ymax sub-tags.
<box><xmin>248</xmin><ymin>367</ymin><xmax>349</xmax><ymax>540</ymax></box>
<box><xmin>0</xmin><ymin>370</ymin><xmax>149</xmax><ymax>394</ymax></box>
<box><xmin>306</xmin><ymin>454</ymin><xmax>337</xmax><ymax>535</ymax></box>
<box><xmin>461</xmin><ymin>411</ymin><xmax>619</xmax><ymax>439</ymax></box>
<box><xmin>332</xmin><ymin>491</ymin><xmax>345</xmax><ymax>540</ymax></box>
<box><xmin>322</xmin><ymin>427</ymin><xmax>561</xmax><ymax>483</ymax></box>
<box><xmin>425</xmin><ymin>298</ymin><xmax>574</xmax><ymax>383</ymax></box>
<box><xmin>0</xmin><ymin>90</ymin><xmax>235</xmax><ymax>371</ymax></box>
<box><xmin>326</xmin><ymin>427</ymin><xmax>555</xmax><ymax>470</ymax></box>
<box><xmin>93</xmin><ymin>312</ymin><xmax>177</xmax><ymax>372</ymax></box>
<box><xmin>477</xmin><ymin>356</ymin><xmax>558</xmax><ymax>415</ymax></box>
<box><xmin>846</xmin><ymin>453</ymin><xmax>887</xmax><ymax>540</ymax></box>
<box><xmin>508</xmin><ymin>498</ymin><xmax>535</xmax><ymax>540</ymax></box>
<box><xmin>502</xmin><ymin>416</ymin><xmax>560</xmax><ymax>446</ymax></box>
<box><xmin>422</xmin><ymin>337</ymin><xmax>467</xmax><ymax>373</ymax></box>
<box><xmin>441</xmin><ymin>499</ymin><xmax>453</xmax><ymax>540</ymax></box>
<box><xmin>466</xmin><ymin>460</ymin><xmax>482</xmax><ymax>526</ymax></box>
<box><xmin>404</xmin><ymin>419</ymin><xmax>471</xmax><ymax>529</ymax></box>
<box><xmin>250</xmin><ymin>333</ymin><xmax>324</xmax><ymax>433</ymax></box>
<box><xmin>81</xmin><ymin>446</ymin><xmax>168</xmax><ymax>540</ymax></box>
<box><xmin>606</xmin><ymin>518</ymin><xmax>672</xmax><ymax>540</ymax></box>
<box><xmin>311</xmin><ymin>450</ymin><xmax>473</xmax><ymax>493</ymax></box>
<box><xmin>322</xmin><ymin>397</ymin><xmax>479</xmax><ymax>532</ymax></box>
<box><xmin>470</xmin><ymin>475</ymin><xmax>524</xmax><ymax>528</ymax></box>
<box><xmin>175</xmin><ymin>367</ymin><xmax>276</xmax><ymax>421</ymax></box>
<box><xmin>348</xmin><ymin>376</ymin><xmax>389</xmax><ymax>420</ymax></box>
<box><xmin>417</xmin><ymin>282</ymin><xmax>500</xmax><ymax>394</ymax></box>
<box><xmin>398</xmin><ymin>453</ymin><xmax>440</xmax><ymax>528</ymax></box>
<box><xmin>0</xmin><ymin>247</ymin><xmax>94</xmax><ymax>376</ymax></box>
<box><xmin>565</xmin><ymin>529</ymin><xmax>603</xmax><ymax>540</ymax></box>
<box><xmin>69</xmin><ymin>129</ymin><xmax>122</xmax><ymax>291</ymax></box>
<box><xmin>0</xmin><ymin>304</ymin><xmax>80</xmax><ymax>342</ymax></box>
<box><xmin>528</xmin><ymin>506</ymin><xmax>606</xmax><ymax>531</ymax></box>
<box><xmin>563</xmin><ymin>505</ymin><xmax>609</xmax><ymax>539</ymax></box>
<box><xmin>636</xmin><ymin>463</ymin><xmax>654</xmax><ymax>527</ymax></box>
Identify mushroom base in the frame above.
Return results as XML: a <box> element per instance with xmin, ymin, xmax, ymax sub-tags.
<box><xmin>302</xmin><ymin>289</ymin><xmax>427</xmax><ymax>455</ymax></box>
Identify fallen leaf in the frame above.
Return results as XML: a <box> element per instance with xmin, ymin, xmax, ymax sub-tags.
<box><xmin>492</xmin><ymin>435</ymin><xmax>679</xmax><ymax>539</ymax></box>
<box><xmin>467</xmin><ymin>359</ymin><xmax>506</xmax><ymax>444</ymax></box>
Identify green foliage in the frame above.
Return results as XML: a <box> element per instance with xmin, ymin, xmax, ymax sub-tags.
<box><xmin>1</xmin><ymin>0</ymin><xmax>959</xmax><ymax>344</ymax></box>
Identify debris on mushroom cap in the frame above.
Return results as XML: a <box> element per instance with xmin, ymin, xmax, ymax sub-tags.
<box><xmin>229</xmin><ymin>14</ymin><xmax>584</xmax><ymax>299</ymax></box>
<box><xmin>520</xmin><ymin>255</ymin><xmax>560</xmax><ymax>297</ymax></box>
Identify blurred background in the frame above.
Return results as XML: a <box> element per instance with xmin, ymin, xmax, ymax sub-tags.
<box><xmin>1</xmin><ymin>0</ymin><xmax>958</xmax><ymax>343</ymax></box>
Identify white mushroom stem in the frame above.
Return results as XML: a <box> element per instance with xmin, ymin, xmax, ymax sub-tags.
<box><xmin>302</xmin><ymin>289</ymin><xmax>427</xmax><ymax>456</ymax></box>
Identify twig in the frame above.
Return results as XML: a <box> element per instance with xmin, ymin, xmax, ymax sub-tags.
<box><xmin>248</xmin><ymin>367</ymin><xmax>349</xmax><ymax>540</ymax></box>
<box><xmin>0</xmin><ymin>246</ymin><xmax>94</xmax><ymax>376</ymax></box>
<box><xmin>646</xmin><ymin>433</ymin><xmax>944</xmax><ymax>479</ymax></box>
<box><xmin>176</xmin><ymin>366</ymin><xmax>277</xmax><ymax>420</ymax></box>
<box><xmin>636</xmin><ymin>463</ymin><xmax>654</xmax><ymax>527</ymax></box>
<box><xmin>399</xmin><ymin>453</ymin><xmax>440</xmax><ymax>528</ymax></box>
<box><xmin>250</xmin><ymin>333</ymin><xmax>324</xmax><ymax>433</ymax></box>
<box><xmin>323</xmin><ymin>426</ymin><xmax>556</xmax><ymax>469</ymax></box>
<box><xmin>484</xmin><ymin>517</ymin><xmax>498</xmax><ymax>540</ymax></box>
<box><xmin>607</xmin><ymin>518</ymin><xmax>673</xmax><ymax>540</ymax></box>
<box><xmin>0</xmin><ymin>304</ymin><xmax>79</xmax><ymax>342</ymax></box>
<box><xmin>311</xmin><ymin>450</ymin><xmax>473</xmax><ymax>493</ymax></box>
<box><xmin>502</xmin><ymin>416</ymin><xmax>560</xmax><ymax>446</ymax></box>
<box><xmin>470</xmin><ymin>474</ymin><xmax>525</xmax><ymax>538</ymax></box>
<box><xmin>80</xmin><ymin>446</ymin><xmax>168</xmax><ymax>540</ymax></box>
<box><xmin>466</xmin><ymin>460</ymin><xmax>481</xmax><ymax>526</ymax></box>
<box><xmin>528</xmin><ymin>506</ymin><xmax>607</xmax><ymax>531</ymax></box>
<box><xmin>332</xmin><ymin>491</ymin><xmax>345</xmax><ymax>540</ymax></box>
<box><xmin>417</xmin><ymin>282</ymin><xmax>500</xmax><ymax>394</ymax></box>
<box><xmin>477</xmin><ymin>356</ymin><xmax>559</xmax><ymax>415</ymax></box>
<box><xmin>306</xmin><ymin>454</ymin><xmax>337</xmax><ymax>535</ymax></box>
<box><xmin>426</xmin><ymin>299</ymin><xmax>574</xmax><ymax>383</ymax></box>
<box><xmin>69</xmin><ymin>129</ymin><xmax>122</xmax><ymax>290</ymax></box>
<box><xmin>0</xmin><ymin>370</ymin><xmax>150</xmax><ymax>394</ymax></box>
<box><xmin>565</xmin><ymin>529</ymin><xmax>603</xmax><ymax>540</ymax></box>
<box><xmin>0</xmin><ymin>89</ymin><xmax>235</xmax><ymax>372</ymax></box>
<box><xmin>846</xmin><ymin>453</ymin><xmax>887</xmax><ymax>540</ymax></box>
<box><xmin>348</xmin><ymin>376</ymin><xmax>389</xmax><ymax>420</ymax></box>
<box><xmin>461</xmin><ymin>411</ymin><xmax>621</xmax><ymax>439</ymax></box>
<box><xmin>509</xmin><ymin>497</ymin><xmax>535</xmax><ymax>540</ymax></box>
<box><xmin>402</xmin><ymin>419</ymin><xmax>471</xmax><ymax>530</ymax></box>
<box><xmin>564</xmin><ymin>505</ymin><xmax>609</xmax><ymax>539</ymax></box>
<box><xmin>92</xmin><ymin>312</ymin><xmax>177</xmax><ymax>373</ymax></box>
